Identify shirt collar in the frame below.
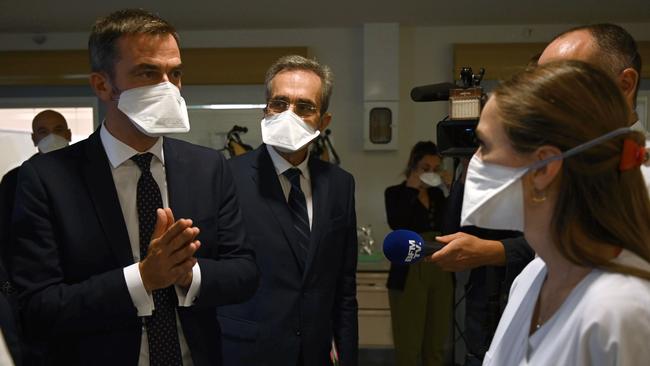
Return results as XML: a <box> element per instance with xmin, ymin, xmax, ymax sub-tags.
<box><xmin>100</xmin><ymin>123</ymin><xmax>165</xmax><ymax>168</ymax></box>
<box><xmin>266</xmin><ymin>144</ymin><xmax>310</xmax><ymax>179</ymax></box>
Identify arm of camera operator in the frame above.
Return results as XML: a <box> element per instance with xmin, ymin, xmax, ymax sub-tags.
<box><xmin>427</xmin><ymin>233</ymin><xmax>534</xmax><ymax>273</ymax></box>
<box><xmin>426</xmin><ymin>232</ymin><xmax>505</xmax><ymax>271</ymax></box>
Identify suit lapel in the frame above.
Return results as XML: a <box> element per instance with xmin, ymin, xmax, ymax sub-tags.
<box><xmin>303</xmin><ymin>158</ymin><xmax>329</xmax><ymax>281</ymax></box>
<box><xmin>163</xmin><ymin>139</ymin><xmax>191</xmax><ymax>218</ymax></box>
<box><xmin>254</xmin><ymin>146</ymin><xmax>305</xmax><ymax>273</ymax></box>
<box><xmin>82</xmin><ymin>130</ymin><xmax>133</xmax><ymax>267</ymax></box>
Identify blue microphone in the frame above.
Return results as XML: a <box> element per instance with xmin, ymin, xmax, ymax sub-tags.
<box><xmin>383</xmin><ymin>230</ymin><xmax>445</xmax><ymax>264</ymax></box>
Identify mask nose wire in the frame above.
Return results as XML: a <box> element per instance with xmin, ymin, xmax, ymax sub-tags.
<box><xmin>526</xmin><ymin>127</ymin><xmax>633</xmax><ymax>172</ymax></box>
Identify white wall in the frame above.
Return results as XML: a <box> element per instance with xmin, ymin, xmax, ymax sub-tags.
<box><xmin>2</xmin><ymin>22</ymin><xmax>650</xmax><ymax>254</ymax></box>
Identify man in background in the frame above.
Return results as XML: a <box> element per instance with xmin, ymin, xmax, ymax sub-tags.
<box><xmin>219</xmin><ymin>55</ymin><xmax>358</xmax><ymax>366</ymax></box>
<box><xmin>1</xmin><ymin>110</ymin><xmax>71</xmax><ymax>283</ymax></box>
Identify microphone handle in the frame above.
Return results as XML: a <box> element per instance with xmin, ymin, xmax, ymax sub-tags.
<box><xmin>421</xmin><ymin>240</ymin><xmax>445</xmax><ymax>257</ymax></box>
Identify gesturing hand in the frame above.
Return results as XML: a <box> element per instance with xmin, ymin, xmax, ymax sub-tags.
<box><xmin>426</xmin><ymin>232</ymin><xmax>505</xmax><ymax>271</ymax></box>
<box><xmin>139</xmin><ymin>208</ymin><xmax>201</xmax><ymax>292</ymax></box>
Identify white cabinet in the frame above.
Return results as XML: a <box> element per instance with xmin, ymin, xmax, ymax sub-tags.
<box><xmin>357</xmin><ymin>272</ymin><xmax>393</xmax><ymax>347</ymax></box>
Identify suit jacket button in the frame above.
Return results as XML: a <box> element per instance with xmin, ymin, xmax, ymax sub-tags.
<box><xmin>295</xmin><ymin>330</ymin><xmax>301</xmax><ymax>336</ymax></box>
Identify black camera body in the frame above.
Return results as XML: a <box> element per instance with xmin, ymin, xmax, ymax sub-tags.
<box><xmin>411</xmin><ymin>67</ymin><xmax>486</xmax><ymax>157</ymax></box>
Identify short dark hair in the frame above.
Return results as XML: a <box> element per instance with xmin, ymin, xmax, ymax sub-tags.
<box><xmin>88</xmin><ymin>9</ymin><xmax>179</xmax><ymax>78</ymax></box>
<box><xmin>265</xmin><ymin>55</ymin><xmax>334</xmax><ymax>114</ymax></box>
<box><xmin>555</xmin><ymin>24</ymin><xmax>641</xmax><ymax>104</ymax></box>
<box><xmin>404</xmin><ymin>141</ymin><xmax>439</xmax><ymax>176</ymax></box>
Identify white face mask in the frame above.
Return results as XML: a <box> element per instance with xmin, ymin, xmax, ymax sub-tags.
<box><xmin>419</xmin><ymin>172</ymin><xmax>443</xmax><ymax>187</ymax></box>
<box><xmin>261</xmin><ymin>110</ymin><xmax>320</xmax><ymax>153</ymax></box>
<box><xmin>460</xmin><ymin>126</ymin><xmax>634</xmax><ymax>232</ymax></box>
<box><xmin>37</xmin><ymin>133</ymin><xmax>69</xmax><ymax>154</ymax></box>
<box><xmin>461</xmin><ymin>154</ymin><xmax>528</xmax><ymax>231</ymax></box>
<box><xmin>117</xmin><ymin>81</ymin><xmax>190</xmax><ymax>137</ymax></box>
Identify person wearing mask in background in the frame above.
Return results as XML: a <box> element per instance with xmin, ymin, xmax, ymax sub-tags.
<box><xmin>385</xmin><ymin>141</ymin><xmax>453</xmax><ymax>366</ymax></box>
<box><xmin>478</xmin><ymin>60</ymin><xmax>650</xmax><ymax>365</ymax></box>
<box><xmin>9</xmin><ymin>9</ymin><xmax>258</xmax><ymax>365</ymax></box>
<box><xmin>30</xmin><ymin>110</ymin><xmax>72</xmax><ymax>154</ymax></box>
<box><xmin>1</xmin><ymin>110</ymin><xmax>71</xmax><ymax>267</ymax></box>
<box><xmin>426</xmin><ymin>24</ymin><xmax>642</xmax><ymax>364</ymax></box>
<box><xmin>219</xmin><ymin>55</ymin><xmax>358</xmax><ymax>366</ymax></box>
<box><xmin>0</xmin><ymin>109</ymin><xmax>71</xmax><ymax>365</ymax></box>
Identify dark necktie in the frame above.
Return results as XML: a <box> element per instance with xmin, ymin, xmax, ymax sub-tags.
<box><xmin>283</xmin><ymin>168</ymin><xmax>311</xmax><ymax>266</ymax></box>
<box><xmin>131</xmin><ymin>153</ymin><xmax>183</xmax><ymax>366</ymax></box>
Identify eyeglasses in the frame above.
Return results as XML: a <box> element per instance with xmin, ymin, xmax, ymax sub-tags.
<box><xmin>266</xmin><ymin>99</ymin><xmax>319</xmax><ymax>117</ymax></box>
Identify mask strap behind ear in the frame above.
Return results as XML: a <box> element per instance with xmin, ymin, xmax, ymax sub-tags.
<box><xmin>527</xmin><ymin>127</ymin><xmax>632</xmax><ymax>171</ymax></box>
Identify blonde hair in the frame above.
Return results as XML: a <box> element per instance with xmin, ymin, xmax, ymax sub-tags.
<box><xmin>493</xmin><ymin>60</ymin><xmax>650</xmax><ymax>279</ymax></box>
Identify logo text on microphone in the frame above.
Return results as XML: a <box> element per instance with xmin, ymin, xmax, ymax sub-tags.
<box><xmin>405</xmin><ymin>239</ymin><xmax>422</xmax><ymax>263</ymax></box>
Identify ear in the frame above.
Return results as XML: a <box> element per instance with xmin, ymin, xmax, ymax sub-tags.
<box><xmin>64</xmin><ymin>129</ymin><xmax>72</xmax><ymax>142</ymax></box>
<box><xmin>530</xmin><ymin>145</ymin><xmax>563</xmax><ymax>191</ymax></box>
<box><xmin>31</xmin><ymin>133</ymin><xmax>38</xmax><ymax>146</ymax></box>
<box><xmin>89</xmin><ymin>72</ymin><xmax>114</xmax><ymax>102</ymax></box>
<box><xmin>618</xmin><ymin>67</ymin><xmax>639</xmax><ymax>110</ymax></box>
<box><xmin>318</xmin><ymin>112</ymin><xmax>332</xmax><ymax>132</ymax></box>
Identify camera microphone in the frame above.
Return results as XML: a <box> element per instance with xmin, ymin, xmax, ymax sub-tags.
<box><xmin>410</xmin><ymin>82</ymin><xmax>457</xmax><ymax>102</ymax></box>
<box><xmin>383</xmin><ymin>229</ymin><xmax>445</xmax><ymax>264</ymax></box>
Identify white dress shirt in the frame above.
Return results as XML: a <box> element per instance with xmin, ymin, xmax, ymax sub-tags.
<box><xmin>100</xmin><ymin>125</ymin><xmax>200</xmax><ymax>366</ymax></box>
<box><xmin>266</xmin><ymin>144</ymin><xmax>313</xmax><ymax>227</ymax></box>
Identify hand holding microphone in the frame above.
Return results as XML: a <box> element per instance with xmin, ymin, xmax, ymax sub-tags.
<box><xmin>383</xmin><ymin>230</ymin><xmax>444</xmax><ymax>264</ymax></box>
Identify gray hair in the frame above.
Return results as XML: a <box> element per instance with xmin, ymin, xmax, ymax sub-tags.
<box><xmin>264</xmin><ymin>55</ymin><xmax>334</xmax><ymax>114</ymax></box>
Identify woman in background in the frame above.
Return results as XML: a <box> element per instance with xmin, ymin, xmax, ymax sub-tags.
<box><xmin>461</xmin><ymin>60</ymin><xmax>650</xmax><ymax>365</ymax></box>
<box><xmin>385</xmin><ymin>141</ymin><xmax>453</xmax><ymax>366</ymax></box>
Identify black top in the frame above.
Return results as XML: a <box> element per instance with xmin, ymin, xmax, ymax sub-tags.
<box><xmin>384</xmin><ymin>182</ymin><xmax>446</xmax><ymax>290</ymax></box>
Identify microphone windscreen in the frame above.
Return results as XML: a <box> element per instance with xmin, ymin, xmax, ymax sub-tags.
<box><xmin>383</xmin><ymin>229</ymin><xmax>425</xmax><ymax>264</ymax></box>
<box><xmin>410</xmin><ymin>82</ymin><xmax>456</xmax><ymax>102</ymax></box>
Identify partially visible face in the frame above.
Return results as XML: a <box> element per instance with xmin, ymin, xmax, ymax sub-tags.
<box><xmin>475</xmin><ymin>97</ymin><xmax>531</xmax><ymax>168</ymax></box>
<box><xmin>31</xmin><ymin>112</ymin><xmax>71</xmax><ymax>146</ymax></box>
<box><xmin>414</xmin><ymin>154</ymin><xmax>442</xmax><ymax>175</ymax></box>
<box><xmin>109</xmin><ymin>33</ymin><xmax>183</xmax><ymax>96</ymax></box>
<box><xmin>266</xmin><ymin>69</ymin><xmax>331</xmax><ymax>132</ymax></box>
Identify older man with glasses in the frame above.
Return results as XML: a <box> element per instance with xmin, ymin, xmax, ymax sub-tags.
<box><xmin>218</xmin><ymin>55</ymin><xmax>359</xmax><ymax>366</ymax></box>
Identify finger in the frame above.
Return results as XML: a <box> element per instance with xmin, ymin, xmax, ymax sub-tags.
<box><xmin>151</xmin><ymin>209</ymin><xmax>168</xmax><ymax>241</ymax></box>
<box><xmin>172</xmin><ymin>257</ymin><xmax>197</xmax><ymax>278</ymax></box>
<box><xmin>165</xmin><ymin>208</ymin><xmax>175</xmax><ymax>226</ymax></box>
<box><xmin>428</xmin><ymin>244</ymin><xmax>451</xmax><ymax>263</ymax></box>
<box><xmin>158</xmin><ymin>219</ymin><xmax>193</xmax><ymax>247</ymax></box>
<box><xmin>163</xmin><ymin>208</ymin><xmax>175</xmax><ymax>231</ymax></box>
<box><xmin>435</xmin><ymin>232</ymin><xmax>463</xmax><ymax>244</ymax></box>
<box><xmin>169</xmin><ymin>239</ymin><xmax>200</xmax><ymax>265</ymax></box>
<box><xmin>167</xmin><ymin>226</ymin><xmax>200</xmax><ymax>254</ymax></box>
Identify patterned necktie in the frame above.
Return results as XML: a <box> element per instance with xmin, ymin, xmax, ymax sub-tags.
<box><xmin>283</xmin><ymin>168</ymin><xmax>311</xmax><ymax>267</ymax></box>
<box><xmin>131</xmin><ymin>153</ymin><xmax>182</xmax><ymax>366</ymax></box>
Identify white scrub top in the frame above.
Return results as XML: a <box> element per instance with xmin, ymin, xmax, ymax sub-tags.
<box><xmin>483</xmin><ymin>249</ymin><xmax>650</xmax><ymax>366</ymax></box>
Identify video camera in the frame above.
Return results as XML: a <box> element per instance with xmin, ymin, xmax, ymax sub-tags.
<box><xmin>411</xmin><ymin>67</ymin><xmax>486</xmax><ymax>157</ymax></box>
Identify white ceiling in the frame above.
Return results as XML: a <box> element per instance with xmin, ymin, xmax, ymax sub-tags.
<box><xmin>1</xmin><ymin>0</ymin><xmax>649</xmax><ymax>33</ymax></box>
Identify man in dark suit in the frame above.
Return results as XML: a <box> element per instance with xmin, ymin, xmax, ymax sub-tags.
<box><xmin>9</xmin><ymin>9</ymin><xmax>258</xmax><ymax>365</ymax></box>
<box><xmin>1</xmin><ymin>110</ymin><xmax>71</xmax><ymax>270</ymax></box>
<box><xmin>219</xmin><ymin>55</ymin><xmax>358</xmax><ymax>366</ymax></box>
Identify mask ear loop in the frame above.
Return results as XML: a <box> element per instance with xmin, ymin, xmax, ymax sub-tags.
<box><xmin>524</xmin><ymin>127</ymin><xmax>633</xmax><ymax>202</ymax></box>
<box><xmin>527</xmin><ymin>127</ymin><xmax>633</xmax><ymax>172</ymax></box>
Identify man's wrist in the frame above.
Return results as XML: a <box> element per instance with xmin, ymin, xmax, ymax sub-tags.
<box><xmin>486</xmin><ymin>240</ymin><xmax>507</xmax><ymax>266</ymax></box>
